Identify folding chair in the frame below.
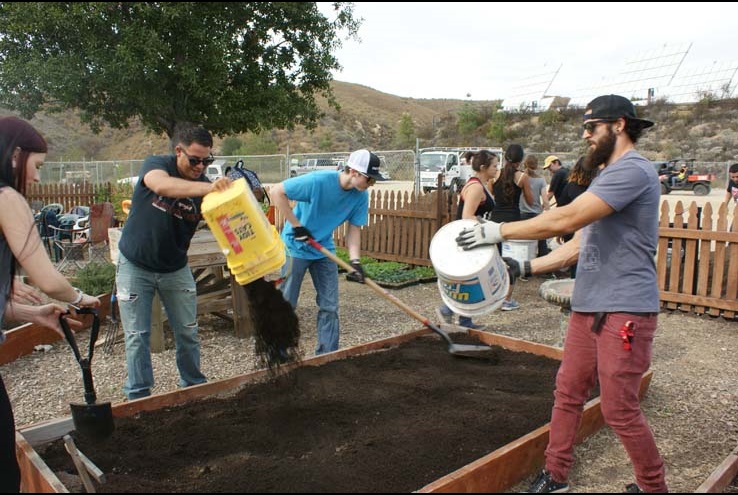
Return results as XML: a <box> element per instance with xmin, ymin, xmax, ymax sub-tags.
<box><xmin>86</xmin><ymin>202</ymin><xmax>116</xmax><ymax>263</ymax></box>
<box><xmin>50</xmin><ymin>218</ymin><xmax>89</xmax><ymax>272</ymax></box>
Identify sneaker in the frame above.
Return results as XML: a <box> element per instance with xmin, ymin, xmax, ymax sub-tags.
<box><xmin>459</xmin><ymin>319</ymin><xmax>485</xmax><ymax>330</ymax></box>
<box><xmin>524</xmin><ymin>470</ymin><xmax>569</xmax><ymax>493</ymax></box>
<box><xmin>436</xmin><ymin>306</ymin><xmax>453</xmax><ymax>324</ymax></box>
<box><xmin>624</xmin><ymin>484</ymin><xmax>644</xmax><ymax>493</ymax></box>
<box><xmin>501</xmin><ymin>299</ymin><xmax>520</xmax><ymax>311</ymax></box>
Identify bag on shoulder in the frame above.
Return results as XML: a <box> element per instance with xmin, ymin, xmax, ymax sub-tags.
<box><xmin>225</xmin><ymin>160</ymin><xmax>269</xmax><ymax>204</ymax></box>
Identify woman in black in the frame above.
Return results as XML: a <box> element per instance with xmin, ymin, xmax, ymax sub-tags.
<box><xmin>438</xmin><ymin>150</ymin><xmax>498</xmax><ymax>329</ymax></box>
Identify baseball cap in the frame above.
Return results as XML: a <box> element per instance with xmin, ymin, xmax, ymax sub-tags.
<box><xmin>346</xmin><ymin>149</ymin><xmax>386</xmax><ymax>181</ymax></box>
<box><xmin>504</xmin><ymin>144</ymin><xmax>524</xmax><ymax>163</ymax></box>
<box><xmin>543</xmin><ymin>155</ymin><xmax>559</xmax><ymax>169</ymax></box>
<box><xmin>583</xmin><ymin>94</ymin><xmax>654</xmax><ymax>129</ymax></box>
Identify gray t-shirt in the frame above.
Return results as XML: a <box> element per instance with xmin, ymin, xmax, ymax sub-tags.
<box><xmin>519</xmin><ymin>176</ymin><xmax>547</xmax><ymax>214</ymax></box>
<box><xmin>571</xmin><ymin>150</ymin><xmax>660</xmax><ymax>313</ymax></box>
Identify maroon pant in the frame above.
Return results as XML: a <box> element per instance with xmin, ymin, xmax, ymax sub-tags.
<box><xmin>544</xmin><ymin>311</ymin><xmax>667</xmax><ymax>493</ymax></box>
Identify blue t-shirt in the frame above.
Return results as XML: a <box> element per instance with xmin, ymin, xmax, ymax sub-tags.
<box><xmin>281</xmin><ymin>171</ymin><xmax>368</xmax><ymax>259</ymax></box>
<box><xmin>118</xmin><ymin>155</ymin><xmax>209</xmax><ymax>272</ymax></box>
<box><xmin>572</xmin><ymin>150</ymin><xmax>660</xmax><ymax>313</ymax></box>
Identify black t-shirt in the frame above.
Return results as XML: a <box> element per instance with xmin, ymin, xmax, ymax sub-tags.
<box><xmin>727</xmin><ymin>179</ymin><xmax>738</xmax><ymax>204</ymax></box>
<box><xmin>118</xmin><ymin>155</ymin><xmax>209</xmax><ymax>272</ymax></box>
<box><xmin>549</xmin><ymin>167</ymin><xmax>570</xmax><ymax>205</ymax></box>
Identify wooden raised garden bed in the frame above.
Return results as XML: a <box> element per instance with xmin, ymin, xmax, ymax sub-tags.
<box><xmin>16</xmin><ymin>328</ymin><xmax>653</xmax><ymax>493</ymax></box>
<box><xmin>696</xmin><ymin>444</ymin><xmax>738</xmax><ymax>493</ymax></box>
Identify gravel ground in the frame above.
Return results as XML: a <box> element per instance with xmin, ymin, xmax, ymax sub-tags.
<box><xmin>3</xmin><ymin>275</ymin><xmax>738</xmax><ymax>493</ymax></box>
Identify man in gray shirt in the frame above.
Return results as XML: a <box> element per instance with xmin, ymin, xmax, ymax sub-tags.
<box><xmin>456</xmin><ymin>94</ymin><xmax>666</xmax><ymax>493</ymax></box>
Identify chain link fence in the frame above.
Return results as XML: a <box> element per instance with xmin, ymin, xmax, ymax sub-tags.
<box><xmin>42</xmin><ymin>150</ymin><xmax>418</xmax><ymax>185</ymax></box>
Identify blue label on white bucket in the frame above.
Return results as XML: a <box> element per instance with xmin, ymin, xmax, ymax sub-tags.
<box><xmin>439</xmin><ymin>277</ymin><xmax>486</xmax><ymax>305</ymax></box>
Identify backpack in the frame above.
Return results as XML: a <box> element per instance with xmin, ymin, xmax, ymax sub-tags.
<box><xmin>225</xmin><ymin>160</ymin><xmax>269</xmax><ymax>205</ymax></box>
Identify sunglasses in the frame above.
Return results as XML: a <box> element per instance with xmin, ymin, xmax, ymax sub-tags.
<box><xmin>582</xmin><ymin>119</ymin><xmax>617</xmax><ymax>134</ymax></box>
<box><xmin>358</xmin><ymin>171</ymin><xmax>376</xmax><ymax>185</ymax></box>
<box><xmin>180</xmin><ymin>147</ymin><xmax>215</xmax><ymax>167</ymax></box>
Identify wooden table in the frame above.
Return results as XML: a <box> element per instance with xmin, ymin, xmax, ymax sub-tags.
<box><xmin>109</xmin><ymin>228</ymin><xmax>253</xmax><ymax>352</ymax></box>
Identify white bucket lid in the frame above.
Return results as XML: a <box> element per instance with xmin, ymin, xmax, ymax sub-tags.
<box><xmin>429</xmin><ymin>219</ymin><xmax>498</xmax><ymax>278</ymax></box>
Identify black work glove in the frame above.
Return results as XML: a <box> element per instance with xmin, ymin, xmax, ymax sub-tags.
<box><xmin>502</xmin><ymin>257</ymin><xmax>527</xmax><ymax>286</ymax></box>
<box><xmin>346</xmin><ymin>259</ymin><xmax>365</xmax><ymax>283</ymax></box>
<box><xmin>293</xmin><ymin>226</ymin><xmax>313</xmax><ymax>242</ymax></box>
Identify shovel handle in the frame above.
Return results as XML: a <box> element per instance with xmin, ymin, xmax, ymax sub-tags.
<box><xmin>59</xmin><ymin>313</ymin><xmax>83</xmax><ymax>363</ymax></box>
<box><xmin>305</xmin><ymin>238</ymin><xmax>431</xmax><ymax>327</ymax></box>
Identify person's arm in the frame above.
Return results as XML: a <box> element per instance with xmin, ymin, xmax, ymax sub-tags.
<box><xmin>346</xmin><ymin>224</ymin><xmax>362</xmax><ymax>260</ymax></box>
<box><xmin>270</xmin><ymin>183</ymin><xmax>303</xmax><ymax>228</ymax></box>
<box><xmin>502</xmin><ymin>190</ymin><xmax>614</xmax><ymax>241</ymax></box>
<box><xmin>541</xmin><ymin>184</ymin><xmax>551</xmax><ymax>211</ymax></box>
<box><xmin>516</xmin><ymin>172</ymin><xmax>534</xmax><ymax>207</ymax></box>
<box><xmin>143</xmin><ymin>169</ymin><xmax>231</xmax><ymax>198</ymax></box>
<box><xmin>461</xmin><ymin>182</ymin><xmax>485</xmax><ymax>220</ymax></box>
<box><xmin>0</xmin><ymin>190</ymin><xmax>99</xmax><ymax>307</ymax></box>
<box><xmin>3</xmin><ymin>302</ymin><xmax>78</xmax><ymax>338</ymax></box>
<box><xmin>13</xmin><ymin>276</ymin><xmax>42</xmax><ymax>304</ymax></box>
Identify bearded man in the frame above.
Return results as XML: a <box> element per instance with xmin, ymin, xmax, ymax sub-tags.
<box><xmin>455</xmin><ymin>94</ymin><xmax>666</xmax><ymax>493</ymax></box>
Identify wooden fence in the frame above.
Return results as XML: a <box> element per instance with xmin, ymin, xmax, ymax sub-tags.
<box><xmin>31</xmin><ymin>183</ymin><xmax>738</xmax><ymax>319</ymax></box>
<box><xmin>27</xmin><ymin>183</ymin><xmax>112</xmax><ymax>212</ymax></box>
<box><xmin>332</xmin><ymin>188</ymin><xmax>738</xmax><ymax>319</ymax></box>
<box><xmin>657</xmin><ymin>201</ymin><xmax>738</xmax><ymax>318</ymax></box>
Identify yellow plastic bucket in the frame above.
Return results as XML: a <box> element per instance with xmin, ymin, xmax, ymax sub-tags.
<box><xmin>201</xmin><ymin>178</ymin><xmax>285</xmax><ymax>285</ymax></box>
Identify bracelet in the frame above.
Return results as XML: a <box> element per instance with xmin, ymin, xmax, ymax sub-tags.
<box><xmin>70</xmin><ymin>288</ymin><xmax>84</xmax><ymax>306</ymax></box>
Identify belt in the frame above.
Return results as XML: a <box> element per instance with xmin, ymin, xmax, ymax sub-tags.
<box><xmin>587</xmin><ymin>311</ymin><xmax>657</xmax><ymax>334</ymax></box>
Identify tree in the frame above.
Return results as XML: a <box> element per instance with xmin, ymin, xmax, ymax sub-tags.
<box><xmin>0</xmin><ymin>2</ymin><xmax>360</xmax><ymax>148</ymax></box>
<box><xmin>457</xmin><ymin>102</ymin><xmax>480</xmax><ymax>138</ymax></box>
<box><xmin>394</xmin><ymin>112</ymin><xmax>415</xmax><ymax>149</ymax></box>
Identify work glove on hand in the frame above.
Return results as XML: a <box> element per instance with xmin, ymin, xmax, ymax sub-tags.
<box><xmin>502</xmin><ymin>257</ymin><xmax>531</xmax><ymax>286</ymax></box>
<box><xmin>293</xmin><ymin>226</ymin><xmax>313</xmax><ymax>242</ymax></box>
<box><xmin>345</xmin><ymin>259</ymin><xmax>365</xmax><ymax>283</ymax></box>
<box><xmin>455</xmin><ymin>217</ymin><xmax>505</xmax><ymax>250</ymax></box>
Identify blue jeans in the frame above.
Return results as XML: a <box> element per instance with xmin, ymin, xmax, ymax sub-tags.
<box><xmin>280</xmin><ymin>255</ymin><xmax>339</xmax><ymax>355</ymax></box>
<box><xmin>116</xmin><ymin>254</ymin><xmax>207</xmax><ymax>400</ymax></box>
<box><xmin>439</xmin><ymin>303</ymin><xmax>474</xmax><ymax>327</ymax></box>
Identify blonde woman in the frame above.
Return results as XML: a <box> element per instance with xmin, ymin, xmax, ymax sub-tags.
<box><xmin>438</xmin><ymin>150</ymin><xmax>498</xmax><ymax>328</ymax></box>
<box><xmin>519</xmin><ymin>155</ymin><xmax>551</xmax><ymax>258</ymax></box>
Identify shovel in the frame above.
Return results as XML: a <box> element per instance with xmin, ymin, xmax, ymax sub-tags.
<box><xmin>59</xmin><ymin>308</ymin><xmax>114</xmax><ymax>440</ymax></box>
<box><xmin>305</xmin><ymin>238</ymin><xmax>495</xmax><ymax>358</ymax></box>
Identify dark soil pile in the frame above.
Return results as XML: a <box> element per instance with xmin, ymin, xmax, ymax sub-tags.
<box><xmin>41</xmin><ymin>335</ymin><xmax>562</xmax><ymax>493</ymax></box>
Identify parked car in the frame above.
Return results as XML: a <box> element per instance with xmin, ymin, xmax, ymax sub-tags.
<box><xmin>205</xmin><ymin>159</ymin><xmax>229</xmax><ymax>181</ymax></box>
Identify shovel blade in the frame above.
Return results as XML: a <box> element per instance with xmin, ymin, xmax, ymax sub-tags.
<box><xmin>70</xmin><ymin>401</ymin><xmax>114</xmax><ymax>440</ymax></box>
<box><xmin>449</xmin><ymin>343</ymin><xmax>500</xmax><ymax>362</ymax></box>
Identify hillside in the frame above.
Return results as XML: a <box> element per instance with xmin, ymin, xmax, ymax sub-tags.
<box><xmin>2</xmin><ymin>80</ymin><xmax>737</xmax><ymax>165</ymax></box>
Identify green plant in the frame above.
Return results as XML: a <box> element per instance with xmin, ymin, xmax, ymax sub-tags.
<box><xmin>411</xmin><ymin>266</ymin><xmax>436</xmax><ymax>279</ymax></box>
<box><xmin>334</xmin><ymin>247</ymin><xmax>376</xmax><ymax>266</ymax></box>
<box><xmin>71</xmin><ymin>261</ymin><xmax>116</xmax><ymax>296</ymax></box>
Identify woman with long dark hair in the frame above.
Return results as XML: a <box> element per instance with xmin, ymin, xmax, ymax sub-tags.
<box><xmin>0</xmin><ymin>117</ymin><xmax>100</xmax><ymax>492</ymax></box>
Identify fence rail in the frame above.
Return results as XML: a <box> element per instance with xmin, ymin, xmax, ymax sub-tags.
<box><xmin>27</xmin><ymin>181</ymin><xmax>738</xmax><ymax>320</ymax></box>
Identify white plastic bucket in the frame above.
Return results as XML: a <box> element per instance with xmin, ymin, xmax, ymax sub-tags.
<box><xmin>429</xmin><ymin>219</ymin><xmax>510</xmax><ymax>317</ymax></box>
<box><xmin>502</xmin><ymin>239</ymin><xmax>537</xmax><ymax>266</ymax></box>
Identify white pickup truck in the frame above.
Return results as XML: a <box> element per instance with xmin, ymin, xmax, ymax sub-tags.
<box><xmin>418</xmin><ymin>147</ymin><xmax>502</xmax><ymax>193</ymax></box>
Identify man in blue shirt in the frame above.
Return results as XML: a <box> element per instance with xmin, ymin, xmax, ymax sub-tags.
<box><xmin>271</xmin><ymin>149</ymin><xmax>385</xmax><ymax>355</ymax></box>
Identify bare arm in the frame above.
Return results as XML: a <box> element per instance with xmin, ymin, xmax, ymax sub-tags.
<box><xmin>346</xmin><ymin>224</ymin><xmax>362</xmax><ymax>260</ymax></box>
<box><xmin>0</xmin><ymin>189</ymin><xmax>97</xmax><ymax>306</ymax></box>
<box><xmin>461</xmin><ymin>182</ymin><xmax>485</xmax><ymax>220</ymax></box>
<box><xmin>501</xmin><ymin>190</ymin><xmax>614</xmax><ymax>240</ymax></box>
<box><xmin>529</xmin><ymin>231</ymin><xmax>582</xmax><ymax>274</ymax></box>
<box><xmin>270</xmin><ymin>183</ymin><xmax>303</xmax><ymax>228</ymax></box>
<box><xmin>516</xmin><ymin>172</ymin><xmax>534</xmax><ymax>206</ymax></box>
<box><xmin>725</xmin><ymin>189</ymin><xmax>733</xmax><ymax>205</ymax></box>
<box><xmin>4</xmin><ymin>303</ymin><xmax>74</xmax><ymax>338</ymax></box>
<box><xmin>541</xmin><ymin>185</ymin><xmax>551</xmax><ymax>211</ymax></box>
<box><xmin>143</xmin><ymin>169</ymin><xmax>231</xmax><ymax>198</ymax></box>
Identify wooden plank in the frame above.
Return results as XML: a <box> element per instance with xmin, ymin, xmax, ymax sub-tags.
<box><xmin>63</xmin><ymin>435</ymin><xmax>96</xmax><ymax>493</ymax></box>
<box><xmin>16</xmin><ymin>432</ymin><xmax>70</xmax><ymax>493</ymax></box>
<box><xmin>695</xmin><ymin>444</ymin><xmax>738</xmax><ymax>493</ymax></box>
<box><xmin>659</xmin><ymin>291</ymin><xmax>738</xmax><ymax>312</ymax></box>
<box><xmin>710</xmin><ymin>204</ymin><xmax>729</xmax><ymax>317</ymax></box>
<box><xmin>230</xmin><ymin>280</ymin><xmax>253</xmax><ymax>337</ymax></box>
<box><xmin>0</xmin><ymin>294</ymin><xmax>111</xmax><ymax>366</ymax></box>
<box><xmin>680</xmin><ymin>203</ymin><xmax>700</xmax><ymax>312</ymax></box>
<box><xmin>695</xmin><ymin>203</ymin><xmax>714</xmax><ymax>314</ymax></box>
<box><xmin>725</xmin><ymin>206</ymin><xmax>738</xmax><ymax>318</ymax></box>
<box><xmin>419</xmin><ymin>370</ymin><xmax>653</xmax><ymax>493</ymax></box>
<box><xmin>667</xmin><ymin>202</ymin><xmax>685</xmax><ymax>310</ymax></box>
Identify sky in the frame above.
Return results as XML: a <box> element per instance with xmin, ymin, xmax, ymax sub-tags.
<box><xmin>320</xmin><ymin>2</ymin><xmax>738</xmax><ymax>106</ymax></box>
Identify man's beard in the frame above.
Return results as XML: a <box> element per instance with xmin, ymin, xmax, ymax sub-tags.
<box><xmin>583</xmin><ymin>126</ymin><xmax>616</xmax><ymax>171</ymax></box>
